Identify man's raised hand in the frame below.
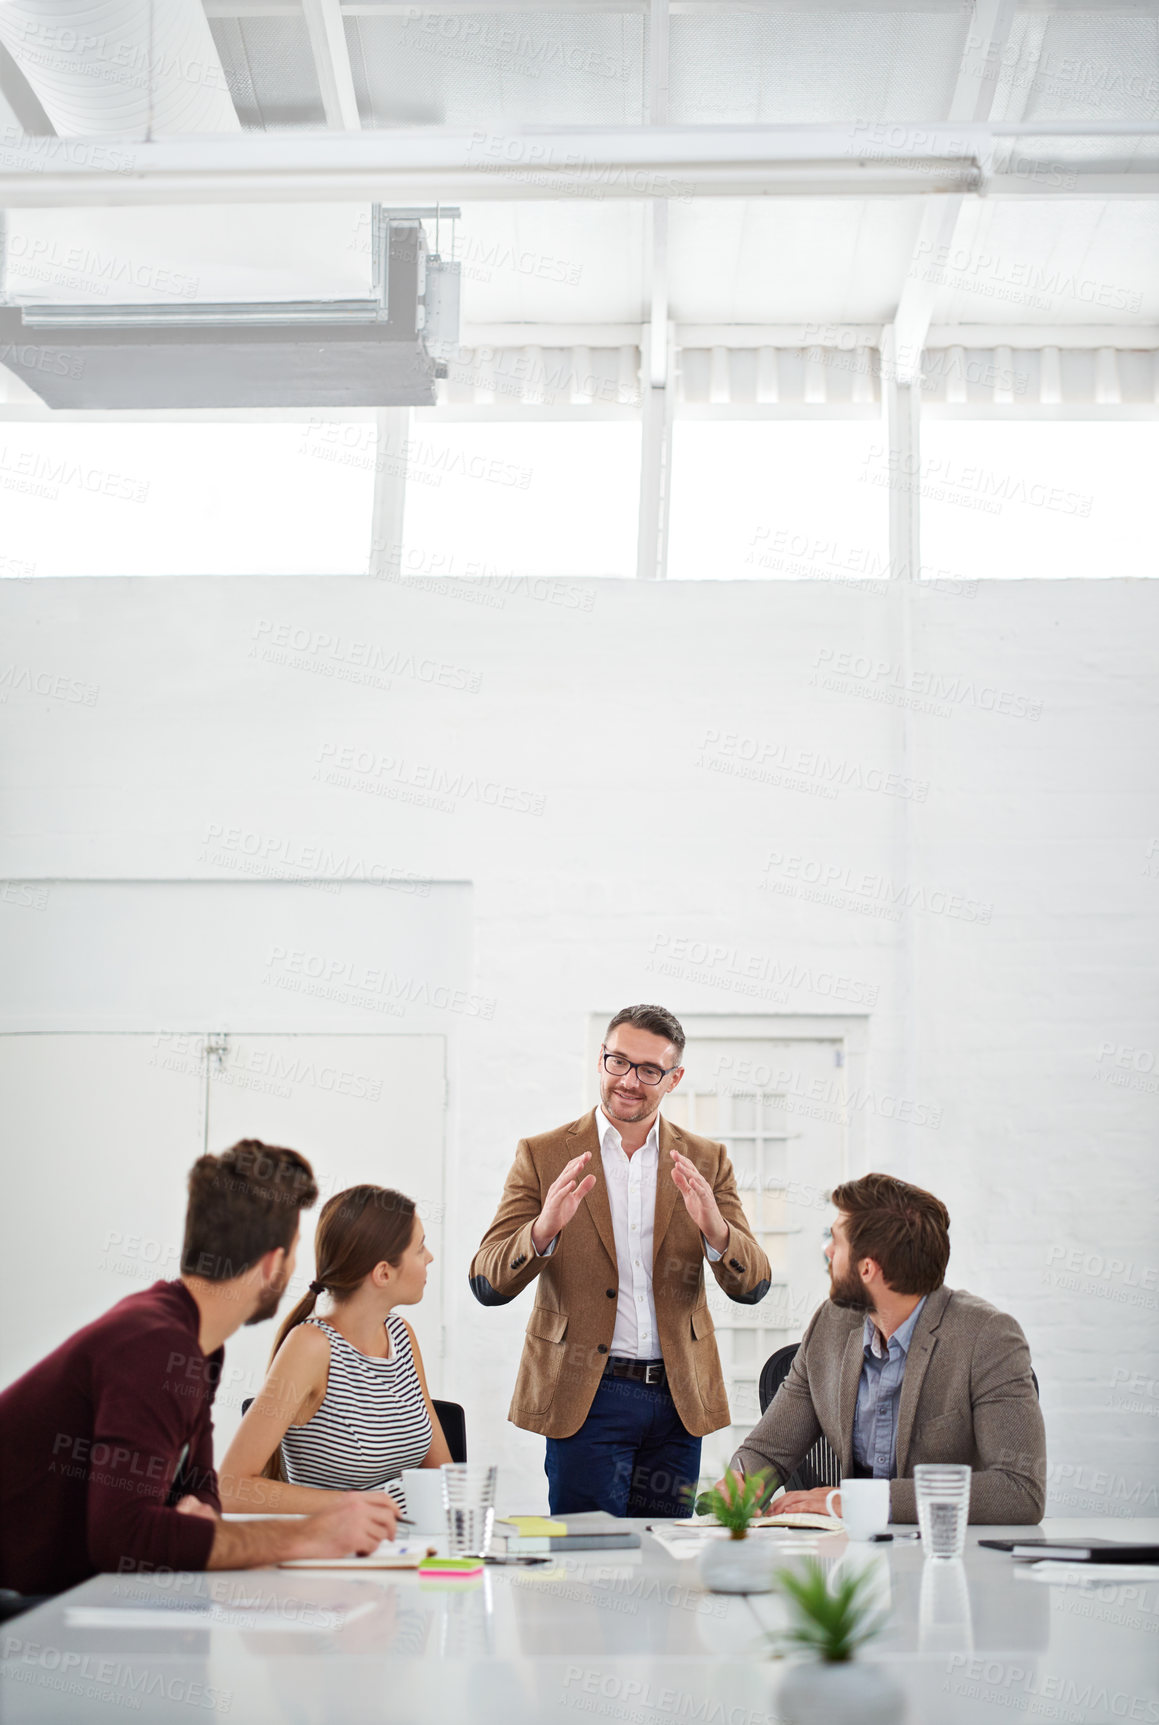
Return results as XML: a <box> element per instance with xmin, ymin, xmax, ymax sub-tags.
<box><xmin>670</xmin><ymin>1149</ymin><xmax>729</xmax><ymax>1254</ymax></box>
<box><xmin>530</xmin><ymin>1153</ymin><xmax>597</xmax><ymax>1254</ymax></box>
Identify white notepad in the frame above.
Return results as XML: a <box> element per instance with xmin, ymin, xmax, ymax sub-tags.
<box><xmin>65</xmin><ymin>1602</ymin><xmax>376</xmax><ymax>1632</ymax></box>
<box><xmin>281</xmin><ymin>1539</ymin><xmax>437</xmax><ymax>1570</ymax></box>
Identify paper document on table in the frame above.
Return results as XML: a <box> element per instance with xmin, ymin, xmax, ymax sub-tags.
<box><xmin>691</xmin><ymin>1512</ymin><xmax>840</xmax><ymax>1532</ymax></box>
<box><xmin>281</xmin><ymin>1539</ymin><xmax>437</xmax><ymax>1569</ymax></box>
<box><xmin>1018</xmin><ymin>1562</ymin><xmax>1159</xmax><ymax>1585</ymax></box>
<box><xmin>65</xmin><ymin>1602</ymin><xmax>376</xmax><ymax>1632</ymax></box>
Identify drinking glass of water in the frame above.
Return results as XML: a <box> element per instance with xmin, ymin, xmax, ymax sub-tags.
<box><xmin>914</xmin><ymin>1464</ymin><xmax>971</xmax><ymax>1560</ymax></box>
<box><xmin>442</xmin><ymin>1464</ymin><xmax>498</xmax><ymax>1556</ymax></box>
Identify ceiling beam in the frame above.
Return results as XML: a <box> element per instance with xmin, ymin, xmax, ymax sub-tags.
<box><xmin>301</xmin><ymin>0</ymin><xmax>362</xmax><ymax>130</ymax></box>
<box><xmin>0</xmin><ymin>122</ymin><xmax>1152</xmax><ymax>207</ymax></box>
<box><xmin>889</xmin><ymin>0</ymin><xmax>1020</xmax><ymax>385</ymax></box>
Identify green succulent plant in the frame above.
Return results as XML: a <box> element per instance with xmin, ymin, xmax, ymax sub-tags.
<box><xmin>693</xmin><ymin>1468</ymin><xmax>777</xmax><ymax>1538</ymax></box>
<box><xmin>773</xmin><ymin>1557</ymin><xmax>889</xmax><ymax>1663</ymax></box>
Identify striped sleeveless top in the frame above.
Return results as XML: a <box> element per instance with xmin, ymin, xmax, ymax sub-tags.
<box><xmin>280</xmin><ymin>1314</ymin><xmax>432</xmax><ymax>1508</ymax></box>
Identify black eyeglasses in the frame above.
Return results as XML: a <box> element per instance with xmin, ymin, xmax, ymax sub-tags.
<box><xmin>601</xmin><ymin>1047</ymin><xmax>680</xmax><ymax>1088</ymax></box>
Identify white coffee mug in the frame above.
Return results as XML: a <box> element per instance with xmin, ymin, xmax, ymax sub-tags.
<box><xmin>827</xmin><ymin>1478</ymin><xmax>890</xmax><ymax>1542</ymax></box>
<box><xmin>400</xmin><ymin>1468</ymin><xmax>447</xmax><ymax>1533</ymax></box>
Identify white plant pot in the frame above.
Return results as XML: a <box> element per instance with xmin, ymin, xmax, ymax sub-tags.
<box><xmin>776</xmin><ymin>1659</ymin><xmax>905</xmax><ymax>1725</ymax></box>
<box><xmin>698</xmin><ymin>1533</ymin><xmax>775</xmax><ymax>1594</ymax></box>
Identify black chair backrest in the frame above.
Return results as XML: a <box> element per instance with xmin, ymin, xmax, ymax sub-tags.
<box><xmin>236</xmin><ymin>1396</ymin><xmax>468</xmax><ymax>1462</ymax></box>
<box><xmin>758</xmin><ymin>1343</ymin><xmax>841</xmax><ymax>1493</ymax></box>
<box><xmin>433</xmin><ymin>1399</ymin><xmax>467</xmax><ymax>1464</ymax></box>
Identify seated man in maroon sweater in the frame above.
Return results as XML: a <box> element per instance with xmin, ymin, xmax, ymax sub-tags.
<box><xmin>0</xmin><ymin>1140</ymin><xmax>400</xmax><ymax>1594</ymax></box>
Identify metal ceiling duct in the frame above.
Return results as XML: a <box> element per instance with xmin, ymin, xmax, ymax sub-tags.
<box><xmin>0</xmin><ymin>0</ymin><xmax>239</xmax><ymax>136</ymax></box>
<box><xmin>0</xmin><ymin>220</ymin><xmax>455</xmax><ymax>407</ymax></box>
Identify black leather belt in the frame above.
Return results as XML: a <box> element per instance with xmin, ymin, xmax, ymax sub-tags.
<box><xmin>604</xmin><ymin>1355</ymin><xmax>667</xmax><ymax>1388</ymax></box>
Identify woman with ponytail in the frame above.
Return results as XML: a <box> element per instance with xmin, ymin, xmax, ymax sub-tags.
<box><xmin>219</xmin><ymin>1185</ymin><xmax>451</xmax><ymax>1520</ymax></box>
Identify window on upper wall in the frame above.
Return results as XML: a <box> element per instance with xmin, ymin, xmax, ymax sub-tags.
<box><xmin>919</xmin><ymin>423</ymin><xmax>1159</xmax><ymax>581</ymax></box>
<box><xmin>666</xmin><ymin>423</ymin><xmax>890</xmax><ymax>582</ymax></box>
<box><xmin>399</xmin><ymin>420</ymin><xmax>641</xmax><ymax>579</ymax></box>
<box><xmin>0</xmin><ymin>422</ymin><xmax>374</xmax><ymax>576</ymax></box>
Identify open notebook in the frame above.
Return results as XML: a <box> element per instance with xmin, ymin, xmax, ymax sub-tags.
<box><xmin>690</xmin><ymin>1511</ymin><xmax>842</xmax><ymax>1532</ymax></box>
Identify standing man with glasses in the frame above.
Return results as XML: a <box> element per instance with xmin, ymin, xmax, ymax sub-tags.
<box><xmin>470</xmin><ymin>1005</ymin><xmax>771</xmax><ymax>1517</ymax></box>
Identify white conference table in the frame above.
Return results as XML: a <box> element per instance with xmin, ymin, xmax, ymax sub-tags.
<box><xmin>2</xmin><ymin>1518</ymin><xmax>1156</xmax><ymax>1724</ymax></box>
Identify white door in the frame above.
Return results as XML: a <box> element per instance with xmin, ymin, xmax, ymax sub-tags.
<box><xmin>0</xmin><ymin>1032</ymin><xmax>446</xmax><ymax>1456</ymax></box>
<box><xmin>663</xmin><ymin>1035</ymin><xmax>848</xmax><ymax>1474</ymax></box>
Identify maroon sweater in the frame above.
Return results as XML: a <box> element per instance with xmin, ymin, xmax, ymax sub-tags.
<box><xmin>0</xmin><ymin>1280</ymin><xmax>222</xmax><ymax>1594</ymax></box>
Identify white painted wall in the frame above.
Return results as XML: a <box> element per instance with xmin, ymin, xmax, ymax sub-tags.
<box><xmin>2</xmin><ymin>573</ymin><xmax>1157</xmax><ymax>1518</ymax></box>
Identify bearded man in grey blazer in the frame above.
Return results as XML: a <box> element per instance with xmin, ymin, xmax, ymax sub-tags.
<box><xmin>730</xmin><ymin>1172</ymin><xmax>1046</xmax><ymax>1524</ymax></box>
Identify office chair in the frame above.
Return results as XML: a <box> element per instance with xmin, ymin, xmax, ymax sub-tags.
<box><xmin>757</xmin><ymin>1344</ymin><xmax>842</xmax><ymax>1492</ymax></box>
<box><xmin>756</xmin><ymin>1345</ymin><xmax>1041</xmax><ymax>1495</ymax></box>
<box><xmin>236</xmin><ymin>1397</ymin><xmax>468</xmax><ymax>1462</ymax></box>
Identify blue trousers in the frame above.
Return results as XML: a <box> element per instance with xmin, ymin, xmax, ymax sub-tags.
<box><xmin>545</xmin><ymin>1372</ymin><xmax>701</xmax><ymax>1519</ymax></box>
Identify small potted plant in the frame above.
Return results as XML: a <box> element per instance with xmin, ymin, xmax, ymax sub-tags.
<box><xmin>695</xmin><ymin>1468</ymin><xmax>777</xmax><ymax>1593</ymax></box>
<box><xmin>772</xmin><ymin>1557</ymin><xmax>904</xmax><ymax>1724</ymax></box>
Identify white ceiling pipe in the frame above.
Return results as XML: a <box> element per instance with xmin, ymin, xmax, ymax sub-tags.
<box><xmin>0</xmin><ymin>0</ymin><xmax>240</xmax><ymax>136</ymax></box>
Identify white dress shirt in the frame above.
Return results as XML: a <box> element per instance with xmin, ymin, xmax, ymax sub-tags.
<box><xmin>535</xmin><ymin>1107</ymin><xmax>724</xmax><ymax>1362</ymax></box>
<box><xmin>598</xmin><ymin>1108</ymin><xmax>662</xmax><ymax>1359</ymax></box>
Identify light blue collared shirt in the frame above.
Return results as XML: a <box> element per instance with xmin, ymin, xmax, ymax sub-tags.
<box><xmin>852</xmin><ymin>1296</ymin><xmax>927</xmax><ymax>1479</ymax></box>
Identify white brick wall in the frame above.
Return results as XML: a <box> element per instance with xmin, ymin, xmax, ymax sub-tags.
<box><xmin>2</xmin><ymin>573</ymin><xmax>1156</xmax><ymax>1515</ymax></box>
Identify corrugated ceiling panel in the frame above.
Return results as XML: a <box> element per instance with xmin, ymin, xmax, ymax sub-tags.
<box><xmin>668</xmin><ymin>200</ymin><xmax>927</xmax><ymax>324</ymax></box>
<box><xmin>668</xmin><ymin>8</ymin><xmax>965</xmax><ymax>124</ymax></box>
<box><xmin>209</xmin><ymin>16</ymin><xmax>326</xmax><ymax>130</ymax></box>
<box><xmin>927</xmin><ymin>199</ymin><xmax>1159</xmax><ymax>326</ymax></box>
<box><xmin>346</xmin><ymin>11</ymin><xmax>645</xmax><ymax>129</ymax></box>
<box><xmin>1008</xmin><ymin>9</ymin><xmax>1159</xmax><ymax>124</ymax></box>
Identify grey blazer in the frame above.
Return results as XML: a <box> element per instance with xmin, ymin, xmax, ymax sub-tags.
<box><xmin>730</xmin><ymin>1284</ymin><xmax>1046</xmax><ymax>1524</ymax></box>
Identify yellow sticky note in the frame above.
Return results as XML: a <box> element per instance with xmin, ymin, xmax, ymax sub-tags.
<box><xmin>505</xmin><ymin>1516</ymin><xmax>568</xmax><ymax>1536</ymax></box>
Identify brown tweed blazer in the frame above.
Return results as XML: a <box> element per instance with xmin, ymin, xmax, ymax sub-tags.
<box><xmin>730</xmin><ymin>1284</ymin><xmax>1047</xmax><ymax>1523</ymax></box>
<box><xmin>469</xmin><ymin>1109</ymin><xmax>772</xmax><ymax>1439</ymax></box>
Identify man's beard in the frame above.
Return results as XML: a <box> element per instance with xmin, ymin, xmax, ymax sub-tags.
<box><xmin>246</xmin><ymin>1269</ymin><xmax>291</xmax><ymax>1326</ymax></box>
<box><xmin>828</xmin><ymin>1261</ymin><xmax>873</xmax><ymax>1312</ymax></box>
